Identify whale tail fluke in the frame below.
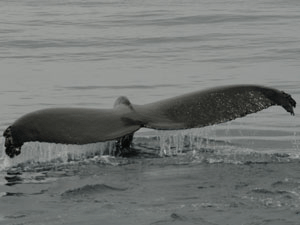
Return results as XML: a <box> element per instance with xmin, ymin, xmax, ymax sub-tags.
<box><xmin>2</xmin><ymin>85</ymin><xmax>296</xmax><ymax>158</ymax></box>
<box><xmin>139</xmin><ymin>85</ymin><xmax>296</xmax><ymax>130</ymax></box>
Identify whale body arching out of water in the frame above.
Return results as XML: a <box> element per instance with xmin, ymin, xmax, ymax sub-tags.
<box><xmin>3</xmin><ymin>85</ymin><xmax>296</xmax><ymax>158</ymax></box>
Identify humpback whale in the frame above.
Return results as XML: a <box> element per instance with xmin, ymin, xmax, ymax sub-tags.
<box><xmin>3</xmin><ymin>85</ymin><xmax>296</xmax><ymax>158</ymax></box>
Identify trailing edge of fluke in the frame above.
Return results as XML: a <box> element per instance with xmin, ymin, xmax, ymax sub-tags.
<box><xmin>3</xmin><ymin>84</ymin><xmax>296</xmax><ymax>158</ymax></box>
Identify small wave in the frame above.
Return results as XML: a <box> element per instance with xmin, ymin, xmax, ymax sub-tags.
<box><xmin>250</xmin><ymin>188</ymin><xmax>279</xmax><ymax>195</ymax></box>
<box><xmin>61</xmin><ymin>184</ymin><xmax>127</xmax><ymax>198</ymax></box>
<box><xmin>146</xmin><ymin>14</ymin><xmax>294</xmax><ymax>27</ymax></box>
<box><xmin>61</xmin><ymin>84</ymin><xmax>180</xmax><ymax>91</ymax></box>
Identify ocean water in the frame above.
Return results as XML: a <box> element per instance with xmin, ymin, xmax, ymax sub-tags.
<box><xmin>0</xmin><ymin>0</ymin><xmax>300</xmax><ymax>224</ymax></box>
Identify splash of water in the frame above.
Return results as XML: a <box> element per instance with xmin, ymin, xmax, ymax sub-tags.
<box><xmin>0</xmin><ymin>126</ymin><xmax>298</xmax><ymax>171</ymax></box>
<box><xmin>156</xmin><ymin>127</ymin><xmax>219</xmax><ymax>156</ymax></box>
<box><xmin>0</xmin><ymin>138</ymin><xmax>116</xmax><ymax>170</ymax></box>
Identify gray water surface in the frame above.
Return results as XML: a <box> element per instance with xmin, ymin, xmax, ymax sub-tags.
<box><xmin>0</xmin><ymin>0</ymin><xmax>300</xmax><ymax>224</ymax></box>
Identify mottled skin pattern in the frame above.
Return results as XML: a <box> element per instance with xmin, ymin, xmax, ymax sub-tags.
<box><xmin>3</xmin><ymin>85</ymin><xmax>296</xmax><ymax>158</ymax></box>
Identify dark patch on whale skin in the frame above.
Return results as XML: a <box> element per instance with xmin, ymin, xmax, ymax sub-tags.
<box><xmin>261</xmin><ymin>89</ymin><xmax>296</xmax><ymax>115</ymax></box>
<box><xmin>3</xmin><ymin>85</ymin><xmax>296</xmax><ymax>158</ymax></box>
<box><xmin>3</xmin><ymin>126</ymin><xmax>22</xmax><ymax>158</ymax></box>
